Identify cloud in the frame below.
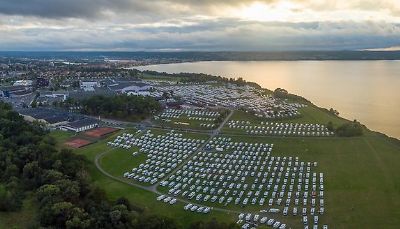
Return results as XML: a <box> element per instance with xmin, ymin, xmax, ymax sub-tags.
<box><xmin>0</xmin><ymin>1</ymin><xmax>399</xmax><ymax>50</ymax></box>
<box><xmin>0</xmin><ymin>0</ymin><xmax>165</xmax><ymax>19</ymax></box>
<box><xmin>0</xmin><ymin>0</ymin><xmax>248</xmax><ymax>19</ymax></box>
<box><xmin>0</xmin><ymin>17</ymin><xmax>399</xmax><ymax>51</ymax></box>
<box><xmin>2</xmin><ymin>0</ymin><xmax>397</xmax><ymax>20</ymax></box>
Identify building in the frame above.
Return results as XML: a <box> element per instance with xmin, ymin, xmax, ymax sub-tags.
<box><xmin>0</xmin><ymin>64</ymin><xmax>9</xmax><ymax>69</ymax></box>
<box><xmin>17</xmin><ymin>108</ymin><xmax>71</xmax><ymax>127</ymax></box>
<box><xmin>36</xmin><ymin>91</ymin><xmax>68</xmax><ymax>105</ymax></box>
<box><xmin>0</xmin><ymin>85</ymin><xmax>33</xmax><ymax>97</ymax></box>
<box><xmin>60</xmin><ymin>118</ymin><xmax>99</xmax><ymax>133</ymax></box>
<box><xmin>108</xmin><ymin>82</ymin><xmax>151</xmax><ymax>95</ymax></box>
<box><xmin>13</xmin><ymin>80</ymin><xmax>33</xmax><ymax>87</ymax></box>
<box><xmin>80</xmin><ymin>81</ymin><xmax>100</xmax><ymax>91</ymax></box>
<box><xmin>100</xmin><ymin>78</ymin><xmax>118</xmax><ymax>87</ymax></box>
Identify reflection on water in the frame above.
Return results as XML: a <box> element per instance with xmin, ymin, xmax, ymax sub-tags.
<box><xmin>137</xmin><ymin>61</ymin><xmax>400</xmax><ymax>139</ymax></box>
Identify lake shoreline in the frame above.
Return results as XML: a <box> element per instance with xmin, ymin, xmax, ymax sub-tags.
<box><xmin>134</xmin><ymin>61</ymin><xmax>400</xmax><ymax>139</ymax></box>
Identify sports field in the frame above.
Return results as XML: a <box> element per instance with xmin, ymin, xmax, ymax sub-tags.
<box><xmin>64</xmin><ymin>138</ymin><xmax>93</xmax><ymax>148</ymax></box>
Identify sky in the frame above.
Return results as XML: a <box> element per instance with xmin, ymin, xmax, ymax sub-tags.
<box><xmin>0</xmin><ymin>0</ymin><xmax>399</xmax><ymax>51</ymax></box>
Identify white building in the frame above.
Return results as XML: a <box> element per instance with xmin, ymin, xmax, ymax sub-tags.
<box><xmin>109</xmin><ymin>82</ymin><xmax>151</xmax><ymax>95</ymax></box>
<box><xmin>13</xmin><ymin>80</ymin><xmax>33</xmax><ymax>86</ymax></box>
<box><xmin>60</xmin><ymin>118</ymin><xmax>99</xmax><ymax>133</ymax></box>
<box><xmin>80</xmin><ymin>81</ymin><xmax>100</xmax><ymax>91</ymax></box>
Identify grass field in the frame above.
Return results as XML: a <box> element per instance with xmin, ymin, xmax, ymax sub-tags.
<box><xmin>0</xmin><ymin>194</ymin><xmax>37</xmax><ymax>229</ymax></box>
<box><xmin>223</xmin><ymin>132</ymin><xmax>400</xmax><ymax>228</ymax></box>
<box><xmin>153</xmin><ymin>118</ymin><xmax>216</xmax><ymax>131</ymax></box>
<box><xmin>71</xmin><ymin>124</ymin><xmax>400</xmax><ymax>228</ymax></box>
<box><xmin>222</xmin><ymin>105</ymin><xmax>348</xmax><ymax>135</ymax></box>
<box><xmin>229</xmin><ymin>106</ymin><xmax>347</xmax><ymax>125</ymax></box>
<box><xmin>67</xmin><ymin>128</ymin><xmax>237</xmax><ymax>228</ymax></box>
<box><xmin>11</xmin><ymin>104</ymin><xmax>398</xmax><ymax>229</ymax></box>
<box><xmin>99</xmin><ymin>148</ymin><xmax>147</xmax><ymax>178</ymax></box>
<box><xmin>146</xmin><ymin>127</ymin><xmax>210</xmax><ymax>140</ymax></box>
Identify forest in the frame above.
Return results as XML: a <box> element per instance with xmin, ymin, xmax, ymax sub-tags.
<box><xmin>61</xmin><ymin>94</ymin><xmax>161</xmax><ymax>122</ymax></box>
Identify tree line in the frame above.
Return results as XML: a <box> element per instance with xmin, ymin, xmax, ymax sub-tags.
<box><xmin>142</xmin><ymin>70</ymin><xmax>261</xmax><ymax>88</ymax></box>
<box><xmin>327</xmin><ymin>120</ymin><xmax>364</xmax><ymax>137</ymax></box>
<box><xmin>0</xmin><ymin>101</ymin><xmax>239</xmax><ymax>228</ymax></box>
<box><xmin>272</xmin><ymin>88</ymin><xmax>311</xmax><ymax>104</ymax></box>
<box><xmin>60</xmin><ymin>95</ymin><xmax>162</xmax><ymax>122</ymax></box>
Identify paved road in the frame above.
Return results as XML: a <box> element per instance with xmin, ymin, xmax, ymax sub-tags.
<box><xmin>213</xmin><ymin>109</ymin><xmax>234</xmax><ymax>136</ymax></box>
<box><xmin>90</xmin><ymin>110</ymin><xmax>234</xmax><ymax>135</ymax></box>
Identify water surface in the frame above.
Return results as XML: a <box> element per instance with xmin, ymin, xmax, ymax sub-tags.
<box><xmin>137</xmin><ymin>61</ymin><xmax>400</xmax><ymax>139</ymax></box>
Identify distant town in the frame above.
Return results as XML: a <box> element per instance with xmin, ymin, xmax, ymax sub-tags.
<box><xmin>0</xmin><ymin>57</ymin><xmax>312</xmax><ymax>136</ymax></box>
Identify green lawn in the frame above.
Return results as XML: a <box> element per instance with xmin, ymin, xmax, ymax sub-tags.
<box><xmin>49</xmin><ymin>130</ymin><xmax>76</xmax><ymax>148</ymax></box>
<box><xmin>0</xmin><ymin>194</ymin><xmax>37</xmax><ymax>229</ymax></box>
<box><xmin>293</xmin><ymin>106</ymin><xmax>348</xmax><ymax>126</ymax></box>
<box><xmin>99</xmin><ymin>148</ymin><xmax>146</xmax><ymax>178</ymax></box>
<box><xmin>153</xmin><ymin>118</ymin><xmax>216</xmax><ymax>130</ymax></box>
<box><xmin>222</xmin><ymin>105</ymin><xmax>348</xmax><ymax>135</ymax></box>
<box><xmin>229</xmin><ymin>105</ymin><xmax>346</xmax><ymax>125</ymax></box>
<box><xmin>148</xmin><ymin>128</ymin><xmax>210</xmax><ymax>140</ymax></box>
<box><xmin>223</xmin><ymin>132</ymin><xmax>400</xmax><ymax>228</ymax></box>
<box><xmin>70</xmin><ymin>128</ymin><xmax>237</xmax><ymax>227</ymax></box>
<box><xmin>153</xmin><ymin>108</ymin><xmax>228</xmax><ymax>131</ymax></box>
<box><xmin>45</xmin><ymin>111</ymin><xmax>400</xmax><ymax>229</ymax></box>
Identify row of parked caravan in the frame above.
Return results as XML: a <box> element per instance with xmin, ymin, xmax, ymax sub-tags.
<box><xmin>109</xmin><ymin>130</ymin><xmax>328</xmax><ymax>228</ymax></box>
<box><xmin>227</xmin><ymin>120</ymin><xmax>334</xmax><ymax>137</ymax></box>
<box><xmin>160</xmin><ymin>108</ymin><xmax>220</xmax><ymax>119</ymax></box>
<box><xmin>160</xmin><ymin>136</ymin><xmax>325</xmax><ymax>228</ymax></box>
<box><xmin>118</xmin><ymin>130</ymin><xmax>204</xmax><ymax>184</ymax></box>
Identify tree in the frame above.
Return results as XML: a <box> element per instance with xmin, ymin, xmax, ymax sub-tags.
<box><xmin>329</xmin><ymin>108</ymin><xmax>339</xmax><ymax>116</ymax></box>
<box><xmin>65</xmin><ymin>207</ymin><xmax>92</xmax><ymax>229</ymax></box>
<box><xmin>71</xmin><ymin>80</ymin><xmax>80</xmax><ymax>89</ymax></box>
<box><xmin>162</xmin><ymin>91</ymin><xmax>170</xmax><ymax>102</ymax></box>
<box><xmin>0</xmin><ymin>101</ymin><xmax>236</xmax><ymax>228</ymax></box>
<box><xmin>135</xmin><ymin>215</ymin><xmax>179</xmax><ymax>229</ymax></box>
<box><xmin>115</xmin><ymin>197</ymin><xmax>132</xmax><ymax>211</ymax></box>
<box><xmin>77</xmin><ymin>95</ymin><xmax>161</xmax><ymax>121</ymax></box>
<box><xmin>31</xmin><ymin>100</ymin><xmax>37</xmax><ymax>108</ymax></box>
<box><xmin>22</xmin><ymin>161</ymin><xmax>43</xmax><ymax>188</ymax></box>
<box><xmin>37</xmin><ymin>184</ymin><xmax>62</xmax><ymax>206</ymax></box>
<box><xmin>336</xmin><ymin>120</ymin><xmax>363</xmax><ymax>137</ymax></box>
<box><xmin>0</xmin><ymin>184</ymin><xmax>22</xmax><ymax>211</ymax></box>
<box><xmin>190</xmin><ymin>219</ymin><xmax>240</xmax><ymax>229</ymax></box>
<box><xmin>327</xmin><ymin>121</ymin><xmax>334</xmax><ymax>131</ymax></box>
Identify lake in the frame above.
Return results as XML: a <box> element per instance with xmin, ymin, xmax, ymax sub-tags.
<box><xmin>136</xmin><ymin>61</ymin><xmax>400</xmax><ymax>139</ymax></box>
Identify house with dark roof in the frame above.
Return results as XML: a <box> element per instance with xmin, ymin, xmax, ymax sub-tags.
<box><xmin>0</xmin><ymin>85</ymin><xmax>33</xmax><ymax>97</ymax></box>
<box><xmin>68</xmin><ymin>88</ymin><xmax>116</xmax><ymax>100</ymax></box>
<box><xmin>18</xmin><ymin>108</ymin><xmax>71</xmax><ymax>127</ymax></box>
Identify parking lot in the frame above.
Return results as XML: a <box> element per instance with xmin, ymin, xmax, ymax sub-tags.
<box><xmin>156</xmin><ymin>84</ymin><xmax>305</xmax><ymax>119</ymax></box>
<box><xmin>109</xmin><ymin>130</ymin><xmax>206</xmax><ymax>185</ymax></box>
<box><xmin>154</xmin><ymin>108</ymin><xmax>222</xmax><ymax>130</ymax></box>
<box><xmin>108</xmin><ymin>130</ymin><xmax>328</xmax><ymax>228</ymax></box>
